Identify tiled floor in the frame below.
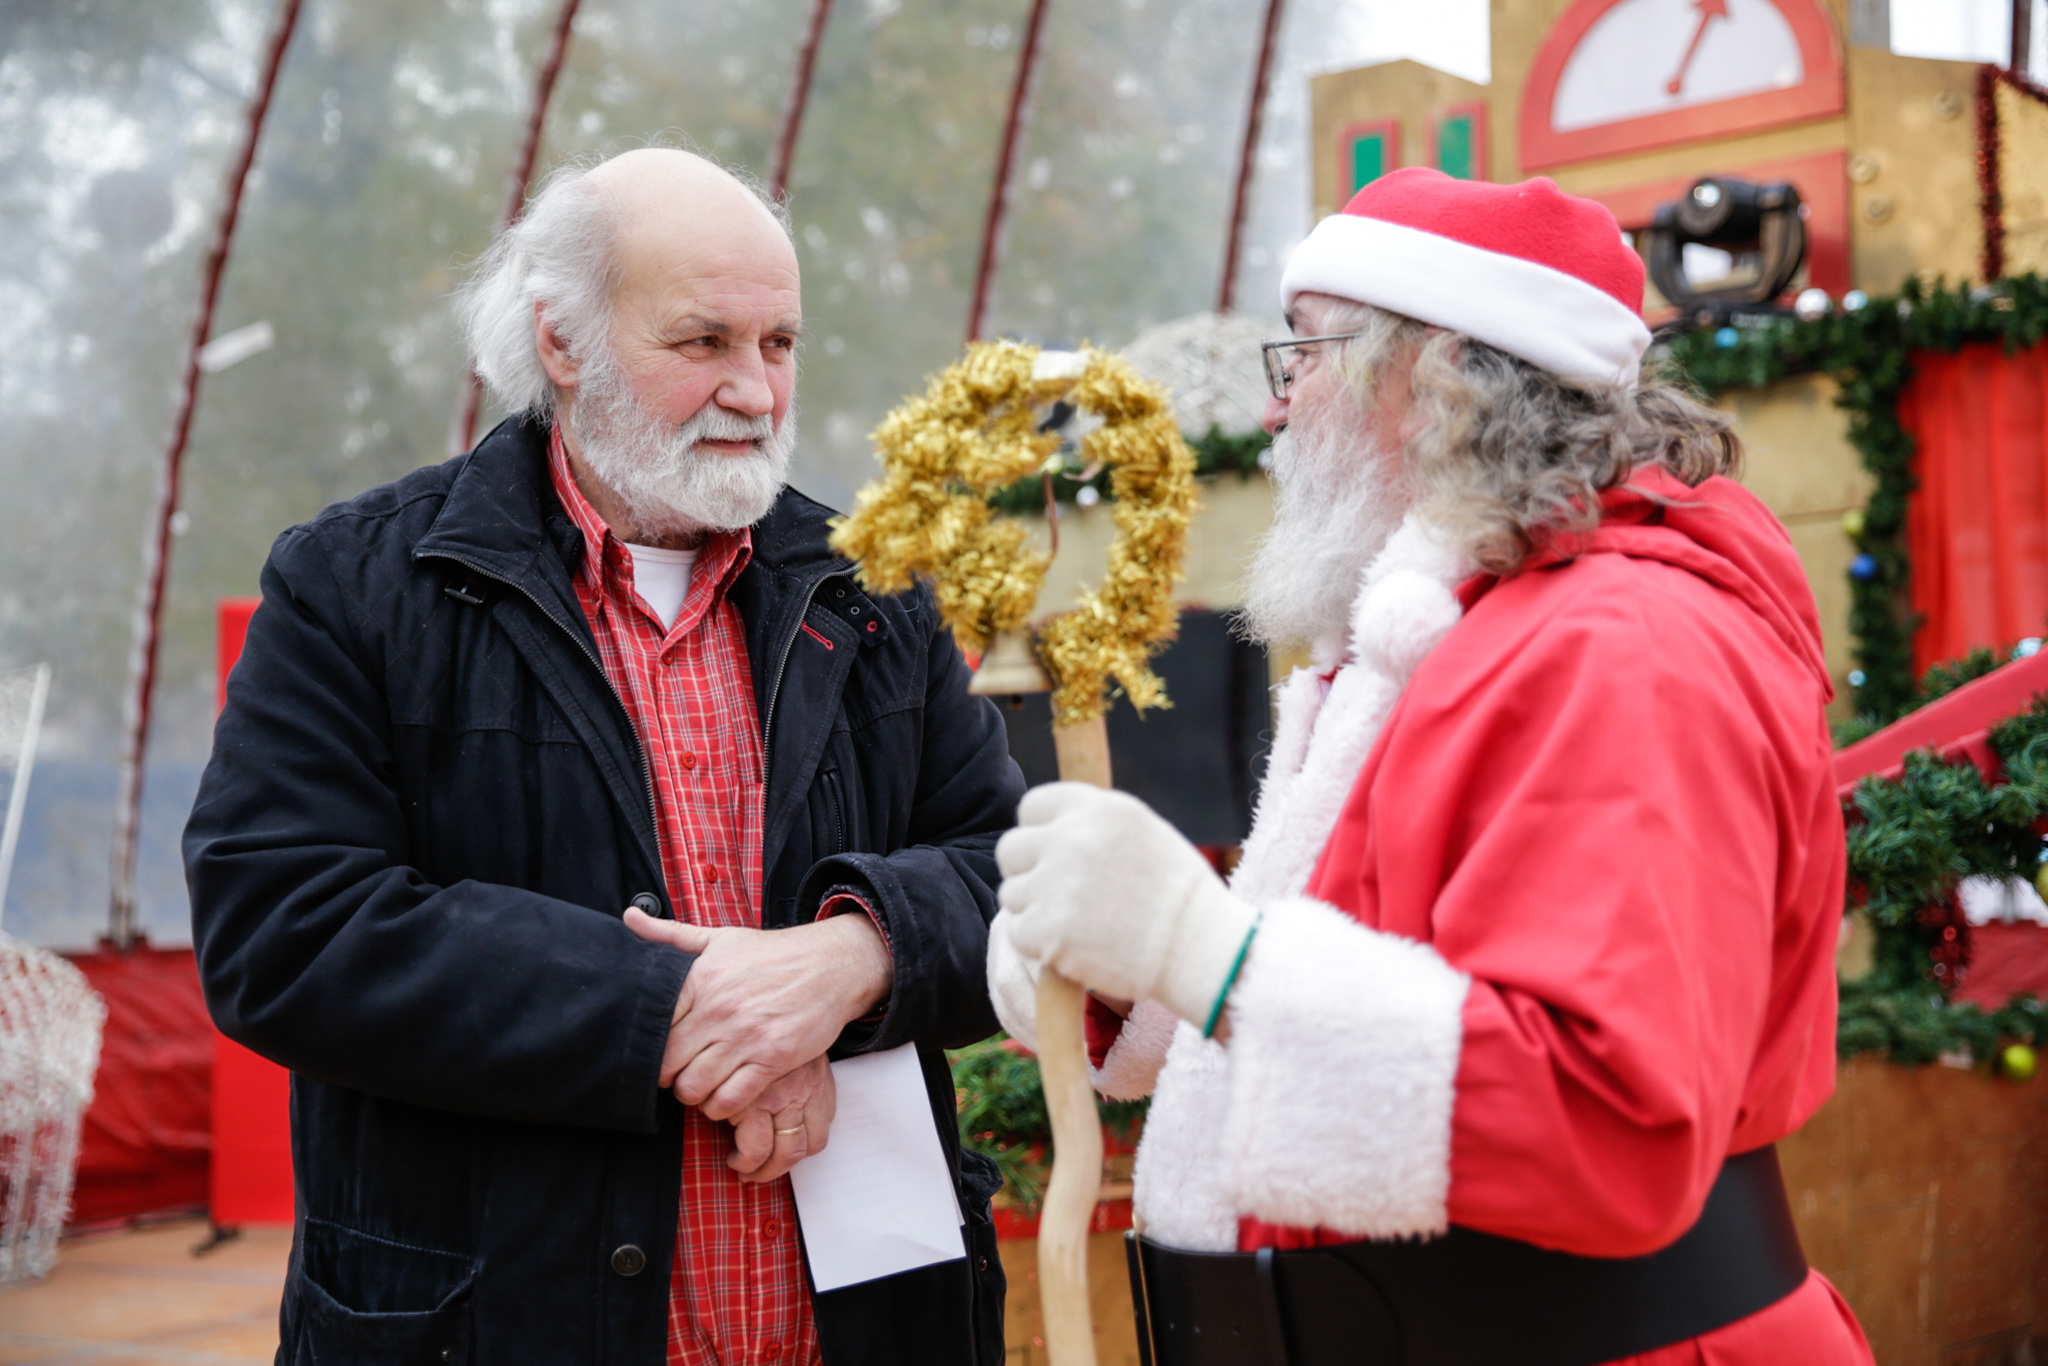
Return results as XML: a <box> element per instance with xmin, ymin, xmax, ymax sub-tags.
<box><xmin>0</xmin><ymin>1221</ymin><xmax>287</xmax><ymax>1365</ymax></box>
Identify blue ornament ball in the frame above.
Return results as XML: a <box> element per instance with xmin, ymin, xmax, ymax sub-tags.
<box><xmin>1714</xmin><ymin>326</ymin><xmax>1741</xmax><ymax>348</ymax></box>
<box><xmin>1849</xmin><ymin>553</ymin><xmax>1879</xmax><ymax>581</ymax></box>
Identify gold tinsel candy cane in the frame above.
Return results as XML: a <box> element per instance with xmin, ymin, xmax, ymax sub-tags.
<box><xmin>828</xmin><ymin>340</ymin><xmax>1198</xmax><ymax>723</ymax></box>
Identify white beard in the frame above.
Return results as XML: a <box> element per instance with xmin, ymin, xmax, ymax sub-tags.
<box><xmin>570</xmin><ymin>350</ymin><xmax>795</xmax><ymax>541</ymax></box>
<box><xmin>1236</xmin><ymin>400</ymin><xmax>1409</xmax><ymax>655</ymax></box>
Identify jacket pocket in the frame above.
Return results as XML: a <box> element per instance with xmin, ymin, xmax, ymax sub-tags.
<box><xmin>294</xmin><ymin>1218</ymin><xmax>477</xmax><ymax>1366</ymax></box>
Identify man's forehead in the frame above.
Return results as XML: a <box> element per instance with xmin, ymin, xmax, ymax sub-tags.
<box><xmin>616</xmin><ymin>230</ymin><xmax>801</xmax><ymax>330</ymax></box>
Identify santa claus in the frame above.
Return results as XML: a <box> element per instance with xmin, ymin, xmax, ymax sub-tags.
<box><xmin>988</xmin><ymin>168</ymin><xmax>1874</xmax><ymax>1365</ymax></box>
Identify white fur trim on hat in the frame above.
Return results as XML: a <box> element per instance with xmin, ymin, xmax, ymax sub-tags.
<box><xmin>1281</xmin><ymin>214</ymin><xmax>1651</xmax><ymax>387</ymax></box>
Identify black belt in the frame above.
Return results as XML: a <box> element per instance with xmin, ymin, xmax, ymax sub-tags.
<box><xmin>1126</xmin><ymin>1145</ymin><xmax>1807</xmax><ymax>1366</ymax></box>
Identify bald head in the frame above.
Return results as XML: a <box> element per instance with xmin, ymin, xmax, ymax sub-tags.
<box><xmin>458</xmin><ymin>146</ymin><xmax>800</xmax><ymax>423</ymax></box>
<box><xmin>585</xmin><ymin>148</ymin><xmax>794</xmax><ymax>267</ymax></box>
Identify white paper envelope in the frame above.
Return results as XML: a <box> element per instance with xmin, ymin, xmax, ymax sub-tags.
<box><xmin>787</xmin><ymin>1043</ymin><xmax>967</xmax><ymax>1292</ymax></box>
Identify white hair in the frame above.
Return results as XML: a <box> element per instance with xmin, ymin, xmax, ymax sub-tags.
<box><xmin>455</xmin><ymin>148</ymin><xmax>794</xmax><ymax>419</ymax></box>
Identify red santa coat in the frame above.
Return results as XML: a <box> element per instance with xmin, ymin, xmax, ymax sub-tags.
<box><xmin>1090</xmin><ymin>468</ymin><xmax>1871</xmax><ymax>1364</ymax></box>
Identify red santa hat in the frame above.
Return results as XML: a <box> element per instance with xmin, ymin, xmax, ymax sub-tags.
<box><xmin>1280</xmin><ymin>167</ymin><xmax>1651</xmax><ymax>388</ymax></box>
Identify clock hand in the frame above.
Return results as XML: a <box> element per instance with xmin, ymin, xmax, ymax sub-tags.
<box><xmin>1665</xmin><ymin>0</ymin><xmax>1731</xmax><ymax>97</ymax></box>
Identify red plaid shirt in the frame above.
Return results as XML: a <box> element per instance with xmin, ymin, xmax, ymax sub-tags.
<box><xmin>548</xmin><ymin>430</ymin><xmax>820</xmax><ymax>1366</ymax></box>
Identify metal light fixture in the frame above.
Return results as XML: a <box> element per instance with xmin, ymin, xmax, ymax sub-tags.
<box><xmin>1645</xmin><ymin>177</ymin><xmax>1808</xmax><ymax>325</ymax></box>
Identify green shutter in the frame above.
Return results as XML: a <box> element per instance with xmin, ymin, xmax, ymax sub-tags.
<box><xmin>1350</xmin><ymin>132</ymin><xmax>1387</xmax><ymax>195</ymax></box>
<box><xmin>1437</xmin><ymin>114</ymin><xmax>1475</xmax><ymax>180</ymax></box>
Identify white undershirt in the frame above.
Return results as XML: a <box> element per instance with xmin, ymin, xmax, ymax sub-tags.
<box><xmin>623</xmin><ymin>542</ymin><xmax>698</xmax><ymax>631</ymax></box>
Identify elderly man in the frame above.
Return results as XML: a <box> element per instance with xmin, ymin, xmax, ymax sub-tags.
<box><xmin>991</xmin><ymin>169</ymin><xmax>1874</xmax><ymax>1363</ymax></box>
<box><xmin>186</xmin><ymin>148</ymin><xmax>1018</xmax><ymax>1365</ymax></box>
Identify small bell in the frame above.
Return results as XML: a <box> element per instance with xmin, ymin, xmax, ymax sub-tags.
<box><xmin>968</xmin><ymin>630</ymin><xmax>1052</xmax><ymax>696</ymax></box>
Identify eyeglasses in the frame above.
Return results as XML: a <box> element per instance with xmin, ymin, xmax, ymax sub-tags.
<box><xmin>1260</xmin><ymin>331</ymin><xmax>1365</xmax><ymax>400</ymax></box>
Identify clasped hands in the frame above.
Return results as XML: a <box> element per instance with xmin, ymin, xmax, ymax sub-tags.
<box><xmin>991</xmin><ymin>783</ymin><xmax>1259</xmax><ymax>1042</ymax></box>
<box><xmin>623</xmin><ymin>907</ymin><xmax>892</xmax><ymax>1184</ymax></box>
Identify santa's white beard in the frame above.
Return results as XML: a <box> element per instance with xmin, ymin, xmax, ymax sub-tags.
<box><xmin>570</xmin><ymin>352</ymin><xmax>795</xmax><ymax>541</ymax></box>
<box><xmin>1236</xmin><ymin>405</ymin><xmax>1408</xmax><ymax>654</ymax></box>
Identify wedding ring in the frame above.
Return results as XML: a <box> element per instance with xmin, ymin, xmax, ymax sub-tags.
<box><xmin>774</xmin><ymin>1126</ymin><xmax>804</xmax><ymax>1135</ymax></box>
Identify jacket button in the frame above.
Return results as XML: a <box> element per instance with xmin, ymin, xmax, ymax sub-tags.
<box><xmin>977</xmin><ymin>1255</ymin><xmax>990</xmax><ymax>1271</ymax></box>
<box><xmin>611</xmin><ymin>1243</ymin><xmax>647</xmax><ymax>1276</ymax></box>
<box><xmin>628</xmin><ymin>893</ymin><xmax>661</xmax><ymax>917</ymax></box>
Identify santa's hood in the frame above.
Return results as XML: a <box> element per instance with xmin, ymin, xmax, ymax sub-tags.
<box><xmin>1498</xmin><ymin>464</ymin><xmax>1833</xmax><ymax>699</ymax></box>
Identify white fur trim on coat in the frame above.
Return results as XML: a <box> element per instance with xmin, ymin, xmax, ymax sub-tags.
<box><xmin>1129</xmin><ymin>515</ymin><xmax>1472</xmax><ymax>1247</ymax></box>
<box><xmin>1222</xmin><ymin>897</ymin><xmax>1469</xmax><ymax>1238</ymax></box>
<box><xmin>1230</xmin><ymin>516</ymin><xmax>1467</xmax><ymax>907</ymax></box>
<box><xmin>1091</xmin><ymin>999</ymin><xmax>1181</xmax><ymax>1100</ymax></box>
<box><xmin>1130</xmin><ymin>1024</ymin><xmax>1242</xmax><ymax>1251</ymax></box>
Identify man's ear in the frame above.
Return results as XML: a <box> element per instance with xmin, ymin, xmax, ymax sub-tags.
<box><xmin>534</xmin><ymin>302</ymin><xmax>580</xmax><ymax>389</ymax></box>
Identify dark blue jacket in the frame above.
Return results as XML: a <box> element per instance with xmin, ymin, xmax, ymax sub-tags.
<box><xmin>185</xmin><ymin>415</ymin><xmax>1022</xmax><ymax>1365</ymax></box>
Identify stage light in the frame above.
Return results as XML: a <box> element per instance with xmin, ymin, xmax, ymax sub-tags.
<box><xmin>1645</xmin><ymin>177</ymin><xmax>1808</xmax><ymax>326</ymax></box>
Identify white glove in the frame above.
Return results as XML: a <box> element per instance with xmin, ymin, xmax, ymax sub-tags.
<box><xmin>995</xmin><ymin>783</ymin><xmax>1258</xmax><ymax>1033</ymax></box>
<box><xmin>985</xmin><ymin>909</ymin><xmax>1041</xmax><ymax>1051</ymax></box>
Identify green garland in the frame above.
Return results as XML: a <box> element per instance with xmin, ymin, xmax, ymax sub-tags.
<box><xmin>1838</xmin><ymin>681</ymin><xmax>2048</xmax><ymax>1066</ymax></box>
<box><xmin>1664</xmin><ymin>273</ymin><xmax>2048</xmax><ymax>725</ymax></box>
<box><xmin>986</xmin><ymin>424</ymin><xmax>1267</xmax><ymax>515</ymax></box>
<box><xmin>948</xmin><ymin>1035</ymin><xmax>1147</xmax><ymax>1211</ymax></box>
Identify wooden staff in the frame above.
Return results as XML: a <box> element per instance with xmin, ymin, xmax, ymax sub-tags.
<box><xmin>971</xmin><ymin>639</ymin><xmax>1104</xmax><ymax>1365</ymax></box>
<box><xmin>1039</xmin><ymin>718</ymin><xmax>1110</xmax><ymax>1366</ymax></box>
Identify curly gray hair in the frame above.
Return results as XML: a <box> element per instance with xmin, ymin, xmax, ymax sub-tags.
<box><xmin>454</xmin><ymin>146</ymin><xmax>792</xmax><ymax>418</ymax></box>
<box><xmin>1318</xmin><ymin>301</ymin><xmax>1741</xmax><ymax>575</ymax></box>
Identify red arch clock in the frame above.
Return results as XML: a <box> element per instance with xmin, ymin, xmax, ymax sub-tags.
<box><xmin>1519</xmin><ymin>0</ymin><xmax>1845</xmax><ymax>171</ymax></box>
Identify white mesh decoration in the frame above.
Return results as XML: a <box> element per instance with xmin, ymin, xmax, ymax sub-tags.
<box><xmin>1121</xmin><ymin>312</ymin><xmax>1277</xmax><ymax>440</ymax></box>
<box><xmin>0</xmin><ymin>933</ymin><xmax>104</xmax><ymax>1281</ymax></box>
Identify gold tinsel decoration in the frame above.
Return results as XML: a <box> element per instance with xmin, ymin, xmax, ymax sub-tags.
<box><xmin>829</xmin><ymin>340</ymin><xmax>1198</xmax><ymax>725</ymax></box>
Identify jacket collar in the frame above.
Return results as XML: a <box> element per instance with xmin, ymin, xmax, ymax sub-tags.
<box><xmin>413</xmin><ymin>412</ymin><xmax>857</xmax><ymax>621</ymax></box>
<box><xmin>413</xmin><ymin>414</ymin><xmax>576</xmax><ymax>596</ymax></box>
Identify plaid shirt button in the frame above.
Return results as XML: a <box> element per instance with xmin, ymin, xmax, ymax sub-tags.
<box><xmin>682</xmin><ymin>751</ymin><xmax>698</xmax><ymax>770</ymax></box>
<box><xmin>763</xmin><ymin>1218</ymin><xmax>782</xmax><ymax>1238</ymax></box>
<box><xmin>703</xmin><ymin>864</ymin><xmax>719</xmax><ymax>884</ymax></box>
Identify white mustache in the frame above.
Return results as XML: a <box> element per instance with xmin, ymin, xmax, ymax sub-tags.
<box><xmin>683</xmin><ymin>408</ymin><xmax>776</xmax><ymax>447</ymax></box>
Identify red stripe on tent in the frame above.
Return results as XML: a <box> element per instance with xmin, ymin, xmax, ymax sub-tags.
<box><xmin>453</xmin><ymin>0</ymin><xmax>584</xmax><ymax>455</ymax></box>
<box><xmin>771</xmin><ymin>0</ymin><xmax>834</xmax><ymax>201</ymax></box>
<box><xmin>966</xmin><ymin>0</ymin><xmax>1052</xmax><ymax>343</ymax></box>
<box><xmin>108</xmin><ymin>0</ymin><xmax>304</xmax><ymax>949</ymax></box>
<box><xmin>1218</xmin><ymin>0</ymin><xmax>1287</xmax><ymax>314</ymax></box>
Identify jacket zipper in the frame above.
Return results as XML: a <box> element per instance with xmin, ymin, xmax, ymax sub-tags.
<box><xmin>759</xmin><ymin>573</ymin><xmax>843</xmax><ymax>786</ymax></box>
<box><xmin>423</xmin><ymin>553</ymin><xmax>664</xmax><ymax>890</ymax></box>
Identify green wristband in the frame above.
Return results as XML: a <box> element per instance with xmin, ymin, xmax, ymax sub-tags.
<box><xmin>1201</xmin><ymin>910</ymin><xmax>1262</xmax><ymax>1039</ymax></box>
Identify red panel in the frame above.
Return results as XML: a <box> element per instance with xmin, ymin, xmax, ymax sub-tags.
<box><xmin>63</xmin><ymin>946</ymin><xmax>212</xmax><ymax>1226</ymax></box>
<box><xmin>1519</xmin><ymin>0</ymin><xmax>1844</xmax><ymax>172</ymax></box>
<box><xmin>1578</xmin><ymin>149</ymin><xmax>1850</xmax><ymax>309</ymax></box>
<box><xmin>209</xmin><ymin>596</ymin><xmax>295</xmax><ymax>1224</ymax></box>
<box><xmin>211</xmin><ymin>1033</ymin><xmax>293</xmax><ymax>1223</ymax></box>
<box><xmin>1833</xmin><ymin>650</ymin><xmax>2048</xmax><ymax>794</ymax></box>
<box><xmin>1902</xmin><ymin>343</ymin><xmax>2048</xmax><ymax>674</ymax></box>
<box><xmin>1955</xmin><ymin>922</ymin><xmax>2048</xmax><ymax>1010</ymax></box>
<box><xmin>216</xmin><ymin>598</ymin><xmax>258</xmax><ymax>713</ymax></box>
